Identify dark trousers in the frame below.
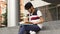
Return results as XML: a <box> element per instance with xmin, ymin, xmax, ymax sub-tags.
<box><xmin>18</xmin><ymin>25</ymin><xmax>41</xmax><ymax>34</ymax></box>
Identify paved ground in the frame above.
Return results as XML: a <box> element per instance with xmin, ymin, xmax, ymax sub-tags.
<box><xmin>0</xmin><ymin>20</ymin><xmax>60</xmax><ymax>34</ymax></box>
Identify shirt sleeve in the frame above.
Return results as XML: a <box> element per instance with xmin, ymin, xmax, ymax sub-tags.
<box><xmin>37</xmin><ymin>10</ymin><xmax>42</xmax><ymax>17</ymax></box>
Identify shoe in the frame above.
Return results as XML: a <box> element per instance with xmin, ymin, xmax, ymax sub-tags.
<box><xmin>29</xmin><ymin>31</ymin><xmax>36</xmax><ymax>34</ymax></box>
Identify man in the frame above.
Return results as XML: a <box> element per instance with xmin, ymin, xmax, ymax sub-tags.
<box><xmin>18</xmin><ymin>2</ymin><xmax>44</xmax><ymax>34</ymax></box>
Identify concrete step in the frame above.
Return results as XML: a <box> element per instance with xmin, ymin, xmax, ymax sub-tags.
<box><xmin>38</xmin><ymin>29</ymin><xmax>60</xmax><ymax>34</ymax></box>
<box><xmin>0</xmin><ymin>26</ymin><xmax>19</xmax><ymax>34</ymax></box>
<box><xmin>0</xmin><ymin>20</ymin><xmax>60</xmax><ymax>34</ymax></box>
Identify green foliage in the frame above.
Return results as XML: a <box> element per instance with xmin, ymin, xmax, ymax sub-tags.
<box><xmin>2</xmin><ymin>10</ymin><xmax>7</xmax><ymax>26</ymax></box>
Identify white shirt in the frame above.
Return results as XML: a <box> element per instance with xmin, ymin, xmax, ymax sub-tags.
<box><xmin>24</xmin><ymin>10</ymin><xmax>43</xmax><ymax>29</ymax></box>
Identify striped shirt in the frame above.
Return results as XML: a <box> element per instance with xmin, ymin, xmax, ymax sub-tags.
<box><xmin>24</xmin><ymin>9</ymin><xmax>43</xmax><ymax>29</ymax></box>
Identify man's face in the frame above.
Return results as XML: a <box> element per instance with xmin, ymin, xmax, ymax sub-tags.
<box><xmin>28</xmin><ymin>6</ymin><xmax>34</xmax><ymax>13</ymax></box>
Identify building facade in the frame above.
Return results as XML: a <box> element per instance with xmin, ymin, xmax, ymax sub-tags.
<box><xmin>0</xmin><ymin>0</ymin><xmax>60</xmax><ymax>27</ymax></box>
<box><xmin>20</xmin><ymin>0</ymin><xmax>60</xmax><ymax>22</ymax></box>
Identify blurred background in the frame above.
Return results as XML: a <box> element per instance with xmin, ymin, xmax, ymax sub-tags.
<box><xmin>0</xmin><ymin>0</ymin><xmax>60</xmax><ymax>28</ymax></box>
<box><xmin>20</xmin><ymin>0</ymin><xmax>60</xmax><ymax>22</ymax></box>
<box><xmin>0</xmin><ymin>0</ymin><xmax>7</xmax><ymax>27</ymax></box>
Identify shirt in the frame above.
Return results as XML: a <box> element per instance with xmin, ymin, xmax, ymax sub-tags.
<box><xmin>24</xmin><ymin>9</ymin><xmax>43</xmax><ymax>29</ymax></box>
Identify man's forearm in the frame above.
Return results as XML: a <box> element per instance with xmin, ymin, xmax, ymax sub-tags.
<box><xmin>32</xmin><ymin>20</ymin><xmax>44</xmax><ymax>24</ymax></box>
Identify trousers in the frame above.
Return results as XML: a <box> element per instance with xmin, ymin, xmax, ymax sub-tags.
<box><xmin>18</xmin><ymin>25</ymin><xmax>41</xmax><ymax>34</ymax></box>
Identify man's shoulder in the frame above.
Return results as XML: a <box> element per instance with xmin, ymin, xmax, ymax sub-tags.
<box><xmin>35</xmin><ymin>8</ymin><xmax>40</xmax><ymax>12</ymax></box>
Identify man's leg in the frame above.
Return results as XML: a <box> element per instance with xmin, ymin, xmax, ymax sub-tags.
<box><xmin>18</xmin><ymin>25</ymin><xmax>41</xmax><ymax>34</ymax></box>
<box><xmin>25</xmin><ymin>25</ymin><xmax>41</xmax><ymax>32</ymax></box>
<box><xmin>18</xmin><ymin>26</ymin><xmax>25</xmax><ymax>34</ymax></box>
<box><xmin>24</xmin><ymin>25</ymin><xmax>41</xmax><ymax>34</ymax></box>
<box><xmin>18</xmin><ymin>25</ymin><xmax>30</xmax><ymax>34</ymax></box>
<box><xmin>26</xmin><ymin>31</ymin><xmax>30</xmax><ymax>34</ymax></box>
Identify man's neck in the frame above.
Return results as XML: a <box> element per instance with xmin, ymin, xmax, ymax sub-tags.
<box><xmin>31</xmin><ymin>8</ymin><xmax>35</xmax><ymax>14</ymax></box>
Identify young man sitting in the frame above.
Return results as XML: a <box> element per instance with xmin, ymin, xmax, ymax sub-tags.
<box><xmin>18</xmin><ymin>2</ymin><xmax>44</xmax><ymax>34</ymax></box>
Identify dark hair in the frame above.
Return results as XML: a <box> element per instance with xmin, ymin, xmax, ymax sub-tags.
<box><xmin>25</xmin><ymin>2</ymin><xmax>33</xmax><ymax>10</ymax></box>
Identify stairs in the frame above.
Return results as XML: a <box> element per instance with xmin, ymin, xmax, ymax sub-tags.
<box><xmin>37</xmin><ymin>20</ymin><xmax>60</xmax><ymax>34</ymax></box>
<box><xmin>0</xmin><ymin>20</ymin><xmax>60</xmax><ymax>34</ymax></box>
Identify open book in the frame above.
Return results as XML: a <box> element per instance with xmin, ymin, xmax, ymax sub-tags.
<box><xmin>19</xmin><ymin>21</ymin><xmax>33</xmax><ymax>25</ymax></box>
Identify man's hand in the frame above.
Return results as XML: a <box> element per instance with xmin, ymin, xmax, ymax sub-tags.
<box><xmin>23</xmin><ymin>17</ymin><xmax>32</xmax><ymax>24</ymax></box>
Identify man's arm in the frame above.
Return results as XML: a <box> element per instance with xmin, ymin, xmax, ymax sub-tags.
<box><xmin>39</xmin><ymin>16</ymin><xmax>44</xmax><ymax>23</ymax></box>
<box><xmin>32</xmin><ymin>10</ymin><xmax>44</xmax><ymax>24</ymax></box>
<box><xmin>32</xmin><ymin>16</ymin><xmax>44</xmax><ymax>24</ymax></box>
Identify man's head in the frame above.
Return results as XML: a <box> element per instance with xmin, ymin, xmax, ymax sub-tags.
<box><xmin>25</xmin><ymin>2</ymin><xmax>34</xmax><ymax>13</ymax></box>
